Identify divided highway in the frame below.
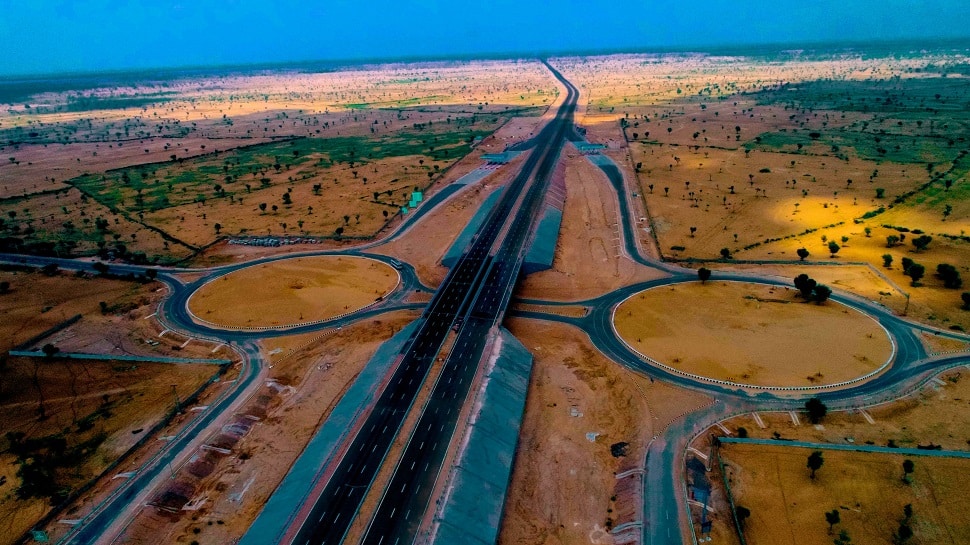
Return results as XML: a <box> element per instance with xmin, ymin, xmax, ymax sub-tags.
<box><xmin>293</xmin><ymin>61</ymin><xmax>578</xmax><ymax>545</ymax></box>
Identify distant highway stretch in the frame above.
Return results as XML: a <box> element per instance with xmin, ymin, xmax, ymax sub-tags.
<box><xmin>292</xmin><ymin>61</ymin><xmax>578</xmax><ymax>545</ymax></box>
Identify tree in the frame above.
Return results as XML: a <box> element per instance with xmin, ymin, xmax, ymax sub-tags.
<box><xmin>258</xmin><ymin>203</ymin><xmax>267</xmax><ymax>213</ymax></box>
<box><xmin>906</xmin><ymin>263</ymin><xmax>925</xmax><ymax>286</ymax></box>
<box><xmin>902</xmin><ymin>459</ymin><xmax>914</xmax><ymax>483</ymax></box>
<box><xmin>92</xmin><ymin>262</ymin><xmax>109</xmax><ymax>276</ymax></box>
<box><xmin>894</xmin><ymin>523</ymin><xmax>913</xmax><ymax>544</ymax></box>
<box><xmin>807</xmin><ymin>450</ymin><xmax>824</xmax><ymax>479</ymax></box>
<box><xmin>886</xmin><ymin>235</ymin><xmax>900</xmax><ymax>248</ymax></box>
<box><xmin>876</xmin><ymin>188</ymin><xmax>886</xmax><ymax>198</ymax></box>
<box><xmin>720</xmin><ymin>248</ymin><xmax>732</xmax><ymax>259</ymax></box>
<box><xmin>145</xmin><ymin>268</ymin><xmax>157</xmax><ymax>281</ymax></box>
<box><xmin>814</xmin><ymin>284</ymin><xmax>832</xmax><ymax>304</ymax></box>
<box><xmin>41</xmin><ymin>263</ymin><xmax>59</xmax><ymax>276</ymax></box>
<box><xmin>912</xmin><ymin>235</ymin><xmax>932</xmax><ymax>252</ymax></box>
<box><xmin>735</xmin><ymin>506</ymin><xmax>751</xmax><ymax>530</ymax></box>
<box><xmin>834</xmin><ymin>529</ymin><xmax>853</xmax><ymax>545</ymax></box>
<box><xmin>827</xmin><ymin>241</ymin><xmax>840</xmax><ymax>257</ymax></box>
<box><xmin>942</xmin><ymin>203</ymin><xmax>952</xmax><ymax>221</ymax></box>
<box><xmin>826</xmin><ymin>509</ymin><xmax>841</xmax><ymax>534</ymax></box>
<box><xmin>214</xmin><ymin>223</ymin><xmax>222</xmax><ymax>235</ymax></box>
<box><xmin>795</xmin><ymin>274</ymin><xmax>817</xmax><ymax>299</ymax></box>
<box><xmin>689</xmin><ymin>226</ymin><xmax>697</xmax><ymax>237</ymax></box>
<box><xmin>805</xmin><ymin>397</ymin><xmax>827</xmax><ymax>424</ymax></box>
<box><xmin>0</xmin><ymin>281</ymin><xmax>9</xmax><ymax>294</ymax></box>
<box><xmin>936</xmin><ymin>263</ymin><xmax>963</xmax><ymax>289</ymax></box>
<box><xmin>41</xmin><ymin>343</ymin><xmax>59</xmax><ymax>359</ymax></box>
<box><xmin>334</xmin><ymin>226</ymin><xmax>344</xmax><ymax>237</ymax></box>
<box><xmin>901</xmin><ymin>257</ymin><xmax>914</xmax><ymax>273</ymax></box>
<box><xmin>882</xmin><ymin>254</ymin><xmax>894</xmax><ymax>268</ymax></box>
<box><xmin>797</xmin><ymin>248</ymin><xmax>810</xmax><ymax>261</ymax></box>
<box><xmin>963</xmin><ymin>292</ymin><xmax>970</xmax><ymax>310</ymax></box>
<box><xmin>698</xmin><ymin>267</ymin><xmax>711</xmax><ymax>284</ymax></box>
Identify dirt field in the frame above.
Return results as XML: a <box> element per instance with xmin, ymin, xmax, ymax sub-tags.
<box><xmin>614</xmin><ymin>281</ymin><xmax>892</xmax><ymax>387</ymax></box>
<box><xmin>0</xmin><ymin>60</ymin><xmax>557</xmax><ymax>262</ymax></box>
<box><xmin>0</xmin><ymin>266</ymin><xmax>176</xmax><ymax>353</ymax></box>
<box><xmin>187</xmin><ymin>255</ymin><xmax>398</xmax><ymax>327</ymax></box>
<box><xmin>498</xmin><ymin>318</ymin><xmax>711</xmax><ymax>545</ymax></box>
<box><xmin>697</xmin><ymin>369</ymin><xmax>970</xmax><ymax>545</ymax></box>
<box><xmin>550</xmin><ymin>52</ymin><xmax>970</xmax><ymax>331</ymax></box>
<box><xmin>720</xmin><ymin>442</ymin><xmax>970</xmax><ymax>545</ymax></box>
<box><xmin>0</xmin><ymin>356</ymin><xmax>220</xmax><ymax>543</ymax></box>
<box><xmin>111</xmin><ymin>310</ymin><xmax>419</xmax><ymax>545</ymax></box>
<box><xmin>517</xmin><ymin>149</ymin><xmax>666</xmax><ymax>301</ymax></box>
<box><xmin>718</xmin><ymin>370</ymin><xmax>970</xmax><ymax>452</ymax></box>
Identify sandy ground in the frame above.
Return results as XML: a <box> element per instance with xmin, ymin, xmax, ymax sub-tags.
<box><xmin>615</xmin><ymin>281</ymin><xmax>892</xmax><ymax>387</ymax></box>
<box><xmin>188</xmin><ymin>255</ymin><xmax>398</xmax><ymax>327</ymax></box>
<box><xmin>718</xmin><ymin>369</ymin><xmax>970</xmax><ymax>452</ymax></box>
<box><xmin>113</xmin><ymin>310</ymin><xmax>419</xmax><ymax>545</ymax></box>
<box><xmin>0</xmin><ymin>60</ymin><xmax>558</xmax><ymax>263</ymax></box>
<box><xmin>0</xmin><ymin>357</ymin><xmax>219</xmax><ymax>544</ymax></box>
<box><xmin>518</xmin><ymin>150</ymin><xmax>666</xmax><ymax>301</ymax></box>
<box><xmin>549</xmin><ymin>53</ymin><xmax>970</xmax><ymax>331</ymax></box>
<box><xmin>498</xmin><ymin>319</ymin><xmax>711</xmax><ymax>545</ymax></box>
<box><xmin>695</xmin><ymin>369</ymin><xmax>970</xmax><ymax>545</ymax></box>
<box><xmin>0</xmin><ymin>268</ymin><xmax>235</xmax><ymax>543</ymax></box>
<box><xmin>720</xmin><ymin>443</ymin><xmax>970</xmax><ymax>545</ymax></box>
<box><xmin>0</xmin><ymin>268</ymin><xmax>160</xmax><ymax>352</ymax></box>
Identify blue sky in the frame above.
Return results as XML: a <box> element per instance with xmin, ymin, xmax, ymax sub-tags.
<box><xmin>1</xmin><ymin>0</ymin><xmax>968</xmax><ymax>76</ymax></box>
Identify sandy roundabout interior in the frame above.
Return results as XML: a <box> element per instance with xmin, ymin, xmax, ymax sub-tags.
<box><xmin>188</xmin><ymin>256</ymin><xmax>399</xmax><ymax>328</ymax></box>
<box><xmin>613</xmin><ymin>281</ymin><xmax>893</xmax><ymax>388</ymax></box>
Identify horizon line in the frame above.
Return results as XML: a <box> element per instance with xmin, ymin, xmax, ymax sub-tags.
<box><xmin>2</xmin><ymin>35</ymin><xmax>970</xmax><ymax>81</ymax></box>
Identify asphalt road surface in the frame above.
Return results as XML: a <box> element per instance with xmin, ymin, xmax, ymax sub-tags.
<box><xmin>292</xmin><ymin>61</ymin><xmax>578</xmax><ymax>545</ymax></box>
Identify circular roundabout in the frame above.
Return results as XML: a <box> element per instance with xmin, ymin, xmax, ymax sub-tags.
<box><xmin>613</xmin><ymin>281</ymin><xmax>894</xmax><ymax>389</ymax></box>
<box><xmin>187</xmin><ymin>255</ymin><xmax>399</xmax><ymax>329</ymax></box>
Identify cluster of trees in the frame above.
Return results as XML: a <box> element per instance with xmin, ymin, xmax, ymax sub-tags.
<box><xmin>894</xmin><ymin>504</ymin><xmax>916</xmax><ymax>544</ymax></box>
<box><xmin>6</xmin><ymin>429</ymin><xmax>107</xmax><ymax>504</ymax></box>
<box><xmin>936</xmin><ymin>263</ymin><xmax>963</xmax><ymax>289</ymax></box>
<box><xmin>900</xmin><ymin>257</ymin><xmax>925</xmax><ymax>286</ymax></box>
<box><xmin>794</xmin><ymin>274</ymin><xmax>832</xmax><ymax>304</ymax></box>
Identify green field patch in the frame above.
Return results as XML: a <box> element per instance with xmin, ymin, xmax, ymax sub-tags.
<box><xmin>62</xmin><ymin>93</ymin><xmax>176</xmax><ymax>113</ymax></box>
<box><xmin>746</xmin><ymin>129</ymin><xmax>961</xmax><ymax>164</ymax></box>
<box><xmin>342</xmin><ymin>95</ymin><xmax>449</xmax><ymax>109</ymax></box>
<box><xmin>754</xmin><ymin>77</ymin><xmax>970</xmax><ymax>115</ymax></box>
<box><xmin>66</xmin><ymin>125</ymin><xmax>502</xmax><ymax>215</ymax></box>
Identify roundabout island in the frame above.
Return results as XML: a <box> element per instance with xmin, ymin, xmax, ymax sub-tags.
<box><xmin>187</xmin><ymin>255</ymin><xmax>399</xmax><ymax>329</ymax></box>
<box><xmin>613</xmin><ymin>281</ymin><xmax>894</xmax><ymax>389</ymax></box>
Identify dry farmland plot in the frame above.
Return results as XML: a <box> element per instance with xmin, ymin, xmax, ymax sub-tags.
<box><xmin>551</xmin><ymin>53</ymin><xmax>970</xmax><ymax>329</ymax></box>
<box><xmin>0</xmin><ymin>60</ymin><xmax>557</xmax><ymax>261</ymax></box>
<box><xmin>0</xmin><ymin>267</ymin><xmax>161</xmax><ymax>352</ymax></box>
<box><xmin>720</xmin><ymin>442</ymin><xmax>970</xmax><ymax>545</ymax></box>
<box><xmin>0</xmin><ymin>357</ymin><xmax>219</xmax><ymax>543</ymax></box>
